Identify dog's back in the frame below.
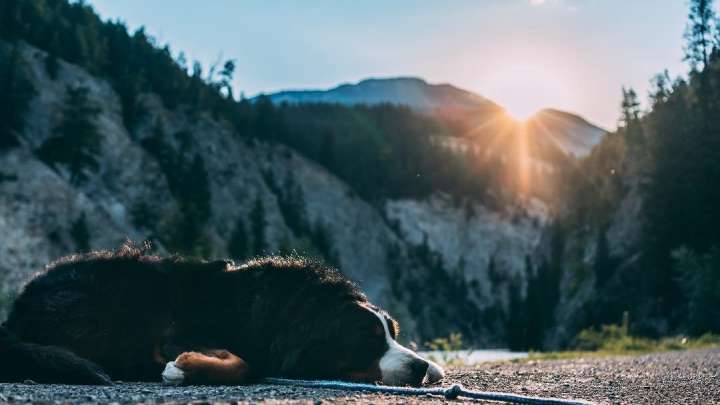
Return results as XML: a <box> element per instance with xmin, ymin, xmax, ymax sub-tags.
<box><xmin>0</xmin><ymin>243</ymin><xmax>234</xmax><ymax>384</ymax></box>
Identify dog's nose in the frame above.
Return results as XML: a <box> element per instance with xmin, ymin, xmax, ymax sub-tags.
<box><xmin>409</xmin><ymin>359</ymin><xmax>429</xmax><ymax>385</ymax></box>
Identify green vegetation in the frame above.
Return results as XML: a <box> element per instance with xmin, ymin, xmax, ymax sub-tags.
<box><xmin>249</xmin><ymin>197</ymin><xmax>268</xmax><ymax>255</ymax></box>
<box><xmin>37</xmin><ymin>85</ymin><xmax>102</xmax><ymax>185</ymax></box>
<box><xmin>0</xmin><ymin>45</ymin><xmax>35</xmax><ymax>149</ymax></box>
<box><xmin>140</xmin><ymin>124</ymin><xmax>212</xmax><ymax>254</ymax></box>
<box><xmin>506</xmin><ymin>227</ymin><xmax>564</xmax><ymax>351</ymax></box>
<box><xmin>227</xmin><ymin>216</ymin><xmax>250</xmax><ymax>260</ymax></box>
<box><xmin>423</xmin><ymin>333</ymin><xmax>469</xmax><ymax>367</ymax></box>
<box><xmin>528</xmin><ymin>325</ymin><xmax>720</xmax><ymax>361</ymax></box>
<box><xmin>70</xmin><ymin>213</ymin><xmax>90</xmax><ymax>252</ymax></box>
<box><xmin>674</xmin><ymin>248</ymin><xmax>720</xmax><ymax>335</ymax></box>
<box><xmin>425</xmin><ymin>332</ymin><xmax>464</xmax><ymax>352</ymax></box>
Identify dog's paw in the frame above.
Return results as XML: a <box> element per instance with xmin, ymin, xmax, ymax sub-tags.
<box><xmin>161</xmin><ymin>361</ymin><xmax>185</xmax><ymax>385</ymax></box>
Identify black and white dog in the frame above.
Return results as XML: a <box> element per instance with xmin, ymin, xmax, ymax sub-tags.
<box><xmin>0</xmin><ymin>243</ymin><xmax>443</xmax><ymax>386</ymax></box>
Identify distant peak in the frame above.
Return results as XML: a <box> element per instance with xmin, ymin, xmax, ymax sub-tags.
<box><xmin>264</xmin><ymin>76</ymin><xmax>495</xmax><ymax>111</ymax></box>
<box><xmin>535</xmin><ymin>108</ymin><xmax>608</xmax><ymax>132</ymax></box>
<box><xmin>357</xmin><ymin>77</ymin><xmax>428</xmax><ymax>85</ymax></box>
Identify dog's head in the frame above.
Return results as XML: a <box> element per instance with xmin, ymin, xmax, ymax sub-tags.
<box><xmin>273</xmin><ymin>299</ymin><xmax>444</xmax><ymax>386</ymax></box>
<box><xmin>243</xmin><ymin>257</ymin><xmax>444</xmax><ymax>386</ymax></box>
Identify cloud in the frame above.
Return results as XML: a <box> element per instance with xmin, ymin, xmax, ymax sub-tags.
<box><xmin>528</xmin><ymin>0</ymin><xmax>580</xmax><ymax>12</ymax></box>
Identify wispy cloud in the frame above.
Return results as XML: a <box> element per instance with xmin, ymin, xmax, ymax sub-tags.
<box><xmin>528</xmin><ymin>0</ymin><xmax>578</xmax><ymax>11</ymax></box>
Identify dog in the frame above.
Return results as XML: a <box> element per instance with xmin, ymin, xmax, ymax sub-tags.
<box><xmin>0</xmin><ymin>242</ymin><xmax>444</xmax><ymax>386</ymax></box>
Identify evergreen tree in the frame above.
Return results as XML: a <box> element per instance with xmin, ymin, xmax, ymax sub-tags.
<box><xmin>182</xmin><ymin>154</ymin><xmax>211</xmax><ymax>222</ymax></box>
<box><xmin>277</xmin><ymin>174</ymin><xmax>308</xmax><ymax>235</ymax></box>
<box><xmin>649</xmin><ymin>70</ymin><xmax>672</xmax><ymax>108</ymax></box>
<box><xmin>37</xmin><ymin>85</ymin><xmax>102</xmax><ymax>185</ymax></box>
<box><xmin>218</xmin><ymin>59</ymin><xmax>236</xmax><ymax>100</ymax></box>
<box><xmin>319</xmin><ymin>130</ymin><xmax>336</xmax><ymax>169</ymax></box>
<box><xmin>675</xmin><ymin>248</ymin><xmax>720</xmax><ymax>334</ymax></box>
<box><xmin>228</xmin><ymin>216</ymin><xmax>249</xmax><ymax>259</ymax></box>
<box><xmin>70</xmin><ymin>213</ymin><xmax>90</xmax><ymax>252</ymax></box>
<box><xmin>506</xmin><ymin>281</ymin><xmax>528</xmax><ymax>351</ymax></box>
<box><xmin>620</xmin><ymin>87</ymin><xmax>645</xmax><ymax>145</ymax></box>
<box><xmin>684</xmin><ymin>0</ymin><xmax>717</xmax><ymax>71</ymax></box>
<box><xmin>593</xmin><ymin>228</ymin><xmax>613</xmax><ymax>288</ymax></box>
<box><xmin>44</xmin><ymin>52</ymin><xmax>59</xmax><ymax>80</ymax></box>
<box><xmin>0</xmin><ymin>45</ymin><xmax>35</xmax><ymax>149</ymax></box>
<box><xmin>619</xmin><ymin>87</ymin><xmax>641</xmax><ymax>128</ymax></box>
<box><xmin>312</xmin><ymin>222</ymin><xmax>337</xmax><ymax>265</ymax></box>
<box><xmin>250</xmin><ymin>197</ymin><xmax>267</xmax><ymax>255</ymax></box>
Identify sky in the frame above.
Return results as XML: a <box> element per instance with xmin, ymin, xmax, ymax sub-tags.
<box><xmin>88</xmin><ymin>0</ymin><xmax>691</xmax><ymax>130</ymax></box>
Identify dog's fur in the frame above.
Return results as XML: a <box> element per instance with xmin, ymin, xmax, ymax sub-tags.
<box><xmin>0</xmin><ymin>243</ymin><xmax>443</xmax><ymax>386</ymax></box>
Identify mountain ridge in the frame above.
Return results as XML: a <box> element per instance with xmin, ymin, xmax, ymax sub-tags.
<box><xmin>264</xmin><ymin>76</ymin><xmax>499</xmax><ymax>111</ymax></box>
<box><xmin>263</xmin><ymin>76</ymin><xmax>607</xmax><ymax>157</ymax></box>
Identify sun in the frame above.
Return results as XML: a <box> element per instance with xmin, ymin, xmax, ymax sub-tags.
<box><xmin>503</xmin><ymin>106</ymin><xmax>538</xmax><ymax>122</ymax></box>
<box><xmin>476</xmin><ymin>57</ymin><xmax>577</xmax><ymax>124</ymax></box>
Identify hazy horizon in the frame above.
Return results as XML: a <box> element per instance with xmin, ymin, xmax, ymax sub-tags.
<box><xmin>88</xmin><ymin>0</ymin><xmax>691</xmax><ymax>129</ymax></box>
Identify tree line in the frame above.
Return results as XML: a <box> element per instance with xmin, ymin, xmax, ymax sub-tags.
<box><xmin>511</xmin><ymin>0</ymin><xmax>720</xmax><ymax>348</ymax></box>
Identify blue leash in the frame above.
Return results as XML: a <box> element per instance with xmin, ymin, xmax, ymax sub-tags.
<box><xmin>261</xmin><ymin>378</ymin><xmax>595</xmax><ymax>405</ymax></box>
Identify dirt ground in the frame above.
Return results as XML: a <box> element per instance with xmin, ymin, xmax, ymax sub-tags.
<box><xmin>1</xmin><ymin>348</ymin><xmax>718</xmax><ymax>404</ymax></box>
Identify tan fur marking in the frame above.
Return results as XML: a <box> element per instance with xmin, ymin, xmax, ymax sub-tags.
<box><xmin>174</xmin><ymin>349</ymin><xmax>249</xmax><ymax>385</ymax></box>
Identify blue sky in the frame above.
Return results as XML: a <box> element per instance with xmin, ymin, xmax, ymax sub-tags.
<box><xmin>88</xmin><ymin>0</ymin><xmax>690</xmax><ymax>129</ymax></box>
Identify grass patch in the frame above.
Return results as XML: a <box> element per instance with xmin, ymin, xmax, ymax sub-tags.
<box><xmin>526</xmin><ymin>326</ymin><xmax>720</xmax><ymax>361</ymax></box>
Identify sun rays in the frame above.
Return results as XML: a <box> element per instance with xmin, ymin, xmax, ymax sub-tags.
<box><xmin>454</xmin><ymin>109</ymin><xmax>564</xmax><ymax>201</ymax></box>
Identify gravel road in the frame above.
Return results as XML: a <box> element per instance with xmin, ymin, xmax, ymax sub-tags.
<box><xmin>1</xmin><ymin>349</ymin><xmax>717</xmax><ymax>404</ymax></box>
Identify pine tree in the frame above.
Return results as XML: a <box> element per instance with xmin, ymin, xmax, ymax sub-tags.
<box><xmin>319</xmin><ymin>130</ymin><xmax>336</xmax><ymax>168</ymax></box>
<box><xmin>218</xmin><ymin>59</ymin><xmax>236</xmax><ymax>100</ymax></box>
<box><xmin>250</xmin><ymin>197</ymin><xmax>267</xmax><ymax>255</ymax></box>
<box><xmin>684</xmin><ymin>0</ymin><xmax>717</xmax><ymax>71</ymax></box>
<box><xmin>37</xmin><ymin>85</ymin><xmax>102</xmax><ymax>184</ymax></box>
<box><xmin>649</xmin><ymin>70</ymin><xmax>672</xmax><ymax>107</ymax></box>
<box><xmin>0</xmin><ymin>45</ymin><xmax>35</xmax><ymax>149</ymax></box>
<box><xmin>312</xmin><ymin>222</ymin><xmax>337</xmax><ymax>265</ymax></box>
<box><xmin>619</xmin><ymin>87</ymin><xmax>645</xmax><ymax>144</ymax></box>
<box><xmin>70</xmin><ymin>213</ymin><xmax>90</xmax><ymax>252</ymax></box>
<box><xmin>228</xmin><ymin>216</ymin><xmax>249</xmax><ymax>259</ymax></box>
<box><xmin>593</xmin><ymin>228</ymin><xmax>613</xmax><ymax>288</ymax></box>
<box><xmin>619</xmin><ymin>87</ymin><xmax>641</xmax><ymax>128</ymax></box>
<box><xmin>44</xmin><ymin>52</ymin><xmax>59</xmax><ymax>80</ymax></box>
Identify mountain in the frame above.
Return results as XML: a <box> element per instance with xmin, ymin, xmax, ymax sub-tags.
<box><xmin>265</xmin><ymin>77</ymin><xmax>607</xmax><ymax>158</ymax></box>
<box><xmin>265</xmin><ymin>77</ymin><xmax>499</xmax><ymax>111</ymax></box>
<box><xmin>529</xmin><ymin>109</ymin><xmax>607</xmax><ymax>158</ymax></box>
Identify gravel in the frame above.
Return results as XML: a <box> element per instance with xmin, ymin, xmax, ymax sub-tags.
<box><xmin>1</xmin><ymin>349</ymin><xmax>718</xmax><ymax>404</ymax></box>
